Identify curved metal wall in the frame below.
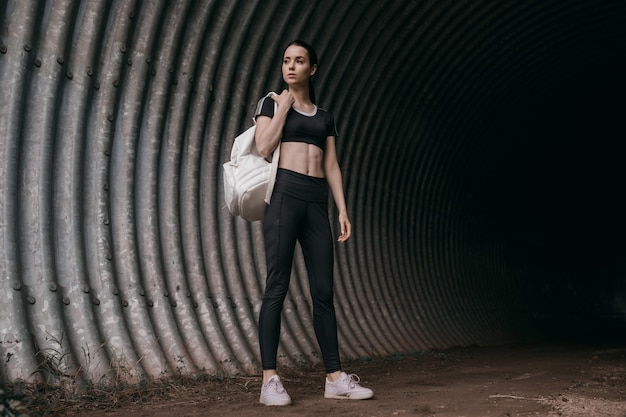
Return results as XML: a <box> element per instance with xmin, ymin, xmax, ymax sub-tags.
<box><xmin>1</xmin><ymin>0</ymin><xmax>625</xmax><ymax>384</ymax></box>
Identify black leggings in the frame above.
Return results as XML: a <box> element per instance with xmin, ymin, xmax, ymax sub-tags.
<box><xmin>259</xmin><ymin>169</ymin><xmax>341</xmax><ymax>374</ymax></box>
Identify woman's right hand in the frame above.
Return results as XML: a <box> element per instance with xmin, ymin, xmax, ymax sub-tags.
<box><xmin>272</xmin><ymin>89</ymin><xmax>294</xmax><ymax>111</ymax></box>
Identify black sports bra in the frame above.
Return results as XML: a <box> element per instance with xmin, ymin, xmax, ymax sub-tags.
<box><xmin>255</xmin><ymin>96</ymin><xmax>338</xmax><ymax>149</ymax></box>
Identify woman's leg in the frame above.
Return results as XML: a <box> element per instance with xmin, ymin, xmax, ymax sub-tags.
<box><xmin>259</xmin><ymin>193</ymin><xmax>302</xmax><ymax>374</ymax></box>
<box><xmin>299</xmin><ymin>201</ymin><xmax>341</xmax><ymax>374</ymax></box>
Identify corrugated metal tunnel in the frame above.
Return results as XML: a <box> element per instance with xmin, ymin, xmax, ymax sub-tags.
<box><xmin>1</xmin><ymin>0</ymin><xmax>625</xmax><ymax>385</ymax></box>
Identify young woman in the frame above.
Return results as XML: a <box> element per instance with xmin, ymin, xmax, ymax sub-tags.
<box><xmin>254</xmin><ymin>40</ymin><xmax>374</xmax><ymax>406</ymax></box>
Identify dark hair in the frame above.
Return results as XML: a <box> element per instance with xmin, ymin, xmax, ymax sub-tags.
<box><xmin>286</xmin><ymin>39</ymin><xmax>318</xmax><ymax>104</ymax></box>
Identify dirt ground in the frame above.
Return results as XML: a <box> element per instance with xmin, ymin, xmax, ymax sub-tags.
<box><xmin>48</xmin><ymin>343</ymin><xmax>626</xmax><ymax>417</ymax></box>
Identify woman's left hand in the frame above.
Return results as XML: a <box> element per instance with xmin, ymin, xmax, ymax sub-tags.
<box><xmin>337</xmin><ymin>213</ymin><xmax>352</xmax><ymax>243</ymax></box>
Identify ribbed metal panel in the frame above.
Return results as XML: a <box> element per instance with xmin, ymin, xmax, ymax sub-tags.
<box><xmin>1</xmin><ymin>0</ymin><xmax>625</xmax><ymax>384</ymax></box>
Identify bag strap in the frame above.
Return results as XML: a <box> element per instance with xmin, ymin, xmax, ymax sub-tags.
<box><xmin>264</xmin><ymin>92</ymin><xmax>280</xmax><ymax>204</ymax></box>
<box><xmin>265</xmin><ymin>141</ymin><xmax>280</xmax><ymax>204</ymax></box>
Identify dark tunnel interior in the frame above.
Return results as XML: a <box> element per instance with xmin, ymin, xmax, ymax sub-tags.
<box><xmin>463</xmin><ymin>30</ymin><xmax>626</xmax><ymax>341</ymax></box>
<box><xmin>347</xmin><ymin>0</ymin><xmax>626</xmax><ymax>345</ymax></box>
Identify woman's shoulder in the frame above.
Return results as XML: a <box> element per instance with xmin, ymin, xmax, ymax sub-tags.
<box><xmin>256</xmin><ymin>93</ymin><xmax>273</xmax><ymax>108</ymax></box>
<box><xmin>255</xmin><ymin>94</ymin><xmax>275</xmax><ymax>118</ymax></box>
<box><xmin>316</xmin><ymin>106</ymin><xmax>335</xmax><ymax>119</ymax></box>
<box><xmin>316</xmin><ymin>106</ymin><xmax>336</xmax><ymax>121</ymax></box>
<box><xmin>316</xmin><ymin>105</ymin><xmax>330</xmax><ymax>113</ymax></box>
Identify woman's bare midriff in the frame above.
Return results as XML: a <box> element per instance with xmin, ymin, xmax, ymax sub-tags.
<box><xmin>278</xmin><ymin>142</ymin><xmax>325</xmax><ymax>178</ymax></box>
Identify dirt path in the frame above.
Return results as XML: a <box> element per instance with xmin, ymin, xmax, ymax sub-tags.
<box><xmin>53</xmin><ymin>343</ymin><xmax>626</xmax><ymax>417</ymax></box>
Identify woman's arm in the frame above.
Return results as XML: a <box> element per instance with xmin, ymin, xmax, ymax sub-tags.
<box><xmin>324</xmin><ymin>136</ymin><xmax>352</xmax><ymax>242</ymax></box>
<box><xmin>255</xmin><ymin>90</ymin><xmax>294</xmax><ymax>159</ymax></box>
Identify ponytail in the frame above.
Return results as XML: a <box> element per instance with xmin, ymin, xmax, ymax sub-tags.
<box><xmin>308</xmin><ymin>79</ymin><xmax>316</xmax><ymax>104</ymax></box>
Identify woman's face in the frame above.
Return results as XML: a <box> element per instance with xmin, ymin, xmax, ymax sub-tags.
<box><xmin>282</xmin><ymin>45</ymin><xmax>317</xmax><ymax>86</ymax></box>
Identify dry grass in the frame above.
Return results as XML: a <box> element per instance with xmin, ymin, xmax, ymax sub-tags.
<box><xmin>5</xmin><ymin>371</ymin><xmax>240</xmax><ymax>416</ymax></box>
<box><xmin>3</xmin><ymin>334</ymin><xmax>244</xmax><ymax>417</ymax></box>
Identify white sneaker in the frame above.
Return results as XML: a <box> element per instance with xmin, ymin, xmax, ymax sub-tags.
<box><xmin>259</xmin><ymin>375</ymin><xmax>292</xmax><ymax>406</ymax></box>
<box><xmin>324</xmin><ymin>372</ymin><xmax>374</xmax><ymax>400</ymax></box>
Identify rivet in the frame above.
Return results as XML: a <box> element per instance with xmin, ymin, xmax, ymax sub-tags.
<box><xmin>92</xmin><ymin>297</ymin><xmax>100</xmax><ymax>306</ymax></box>
<box><xmin>34</xmin><ymin>58</ymin><xmax>42</xmax><ymax>67</ymax></box>
<box><xmin>171</xmin><ymin>301</ymin><xmax>177</xmax><ymax>308</ymax></box>
<box><xmin>62</xmin><ymin>297</ymin><xmax>70</xmax><ymax>305</ymax></box>
<box><xmin>105</xmin><ymin>253</ymin><xmax>112</xmax><ymax>260</ymax></box>
<box><xmin>192</xmin><ymin>301</ymin><xmax>198</xmax><ymax>308</ymax></box>
<box><xmin>66</xmin><ymin>71</ymin><xmax>73</xmax><ymax>80</ymax></box>
<box><xmin>0</xmin><ymin>45</ymin><xmax>7</xmax><ymax>54</ymax></box>
<box><xmin>139</xmin><ymin>288</ymin><xmax>145</xmax><ymax>296</ymax></box>
<box><xmin>127</xmin><ymin>58</ymin><xmax>132</xmax><ymax>66</ymax></box>
<box><xmin>94</xmin><ymin>81</ymin><xmax>100</xmax><ymax>90</ymax></box>
<box><xmin>120</xmin><ymin>44</ymin><xmax>126</xmax><ymax>53</ymax></box>
<box><xmin>104</xmin><ymin>148</ymin><xmax>110</xmax><ymax>156</ymax></box>
<box><xmin>13</xmin><ymin>282</ymin><xmax>22</xmax><ymax>291</ymax></box>
<box><xmin>168</xmin><ymin>67</ymin><xmax>173</xmax><ymax>74</ymax></box>
<box><xmin>122</xmin><ymin>300</ymin><xmax>128</xmax><ymax>307</ymax></box>
<box><xmin>145</xmin><ymin>57</ymin><xmax>151</xmax><ymax>64</ymax></box>
<box><xmin>163</xmin><ymin>290</ymin><xmax>169</xmax><ymax>297</ymax></box>
<box><xmin>87</xmin><ymin>66</ymin><xmax>93</xmax><ymax>76</ymax></box>
<box><xmin>103</xmin><ymin>218</ymin><xmax>109</xmax><ymax>225</ymax></box>
<box><xmin>103</xmin><ymin>183</ymin><xmax>109</xmax><ymax>191</ymax></box>
<box><xmin>111</xmin><ymin>287</ymin><xmax>119</xmax><ymax>295</ymax></box>
<box><xmin>82</xmin><ymin>286</ymin><xmax>90</xmax><ymax>294</ymax></box>
<box><xmin>24</xmin><ymin>44</ymin><xmax>31</xmax><ymax>52</ymax></box>
<box><xmin>128</xmin><ymin>11</ymin><xmax>134</xmax><ymax>19</ymax></box>
<box><xmin>27</xmin><ymin>296</ymin><xmax>36</xmax><ymax>304</ymax></box>
<box><xmin>185</xmin><ymin>291</ymin><xmax>191</xmax><ymax>298</ymax></box>
<box><xmin>49</xmin><ymin>283</ymin><xmax>57</xmax><ymax>292</ymax></box>
<box><xmin>147</xmin><ymin>299</ymin><xmax>154</xmax><ymax>307</ymax></box>
<box><xmin>57</xmin><ymin>56</ymin><xmax>64</xmax><ymax>65</ymax></box>
<box><xmin>107</xmin><ymin>114</ymin><xmax>113</xmax><ymax>122</ymax></box>
<box><xmin>112</xmin><ymin>80</ymin><xmax>119</xmax><ymax>87</ymax></box>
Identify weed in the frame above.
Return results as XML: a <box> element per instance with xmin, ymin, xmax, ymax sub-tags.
<box><xmin>5</xmin><ymin>337</ymin><xmax>216</xmax><ymax>416</ymax></box>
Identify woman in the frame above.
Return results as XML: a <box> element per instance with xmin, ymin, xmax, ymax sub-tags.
<box><xmin>254</xmin><ymin>40</ymin><xmax>374</xmax><ymax>406</ymax></box>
